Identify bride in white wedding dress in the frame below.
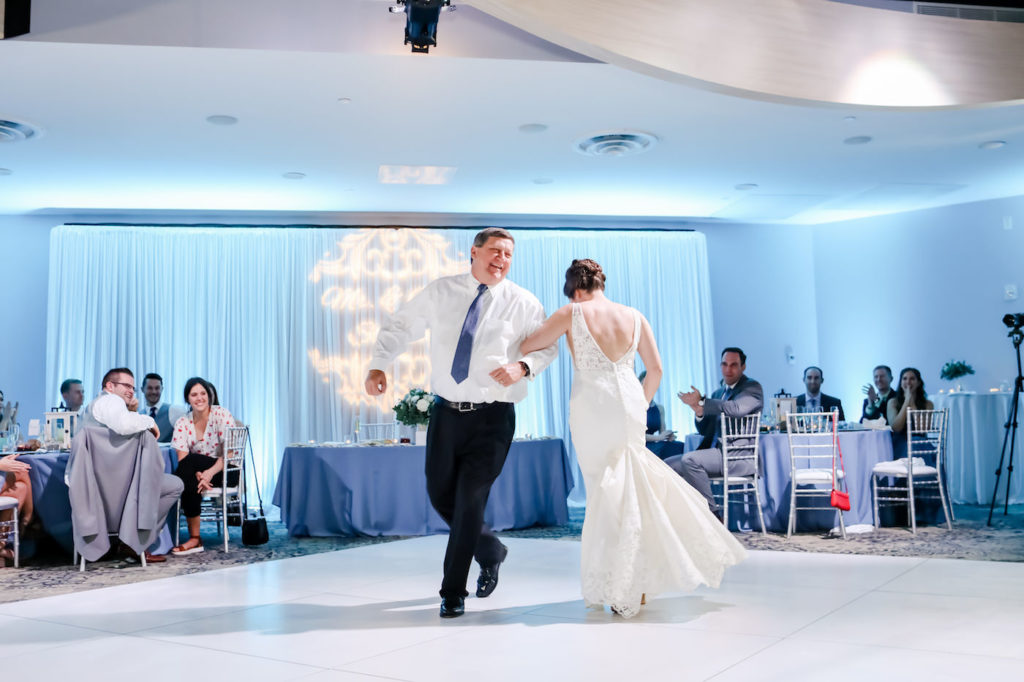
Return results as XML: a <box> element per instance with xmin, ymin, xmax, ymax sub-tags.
<box><xmin>521</xmin><ymin>259</ymin><xmax>746</xmax><ymax>618</ymax></box>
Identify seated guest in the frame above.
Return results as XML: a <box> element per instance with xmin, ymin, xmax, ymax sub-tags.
<box><xmin>138</xmin><ymin>373</ymin><xmax>174</xmax><ymax>443</ymax></box>
<box><xmin>862</xmin><ymin>365</ymin><xmax>897</xmax><ymax>424</ymax></box>
<box><xmin>0</xmin><ymin>453</ymin><xmax>31</xmax><ymax>566</ymax></box>
<box><xmin>78</xmin><ymin>367</ymin><xmax>184</xmax><ymax>562</ymax></box>
<box><xmin>171</xmin><ymin>377</ymin><xmax>238</xmax><ymax>556</ymax></box>
<box><xmin>795</xmin><ymin>366</ymin><xmax>845</xmax><ymax>421</ymax></box>
<box><xmin>665</xmin><ymin>347</ymin><xmax>763</xmax><ymax>519</ymax></box>
<box><xmin>59</xmin><ymin>378</ymin><xmax>84</xmax><ymax>413</ymax></box>
<box><xmin>639</xmin><ymin>372</ymin><xmax>684</xmax><ymax>460</ymax></box>
<box><xmin>888</xmin><ymin>367</ymin><xmax>934</xmax><ymax>434</ymax></box>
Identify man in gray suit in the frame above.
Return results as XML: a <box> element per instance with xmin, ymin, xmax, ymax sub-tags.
<box><xmin>665</xmin><ymin>347</ymin><xmax>763</xmax><ymax>519</ymax></box>
<box><xmin>138</xmin><ymin>373</ymin><xmax>174</xmax><ymax>443</ymax></box>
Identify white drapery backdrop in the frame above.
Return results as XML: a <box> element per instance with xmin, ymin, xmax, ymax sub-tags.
<box><xmin>46</xmin><ymin>225</ymin><xmax>716</xmax><ymax>501</ymax></box>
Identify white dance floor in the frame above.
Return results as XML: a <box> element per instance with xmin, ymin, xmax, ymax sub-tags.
<box><xmin>1</xmin><ymin>536</ymin><xmax>1022</xmax><ymax>681</ymax></box>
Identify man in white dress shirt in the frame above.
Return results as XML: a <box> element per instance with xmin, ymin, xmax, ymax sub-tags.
<box><xmin>366</xmin><ymin>228</ymin><xmax>558</xmax><ymax>618</ymax></box>
<box><xmin>80</xmin><ymin>367</ymin><xmax>184</xmax><ymax>561</ymax></box>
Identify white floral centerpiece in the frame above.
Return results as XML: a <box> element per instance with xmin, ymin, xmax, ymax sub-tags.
<box><xmin>393</xmin><ymin>387</ymin><xmax>435</xmax><ymax>427</ymax></box>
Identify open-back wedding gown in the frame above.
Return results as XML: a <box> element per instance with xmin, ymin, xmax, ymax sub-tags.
<box><xmin>569</xmin><ymin>303</ymin><xmax>746</xmax><ymax>618</ymax></box>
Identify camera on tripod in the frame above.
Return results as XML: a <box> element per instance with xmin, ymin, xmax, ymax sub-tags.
<box><xmin>1002</xmin><ymin>313</ymin><xmax>1024</xmax><ymax>330</ymax></box>
<box><xmin>991</xmin><ymin>312</ymin><xmax>1024</xmax><ymax>524</ymax></box>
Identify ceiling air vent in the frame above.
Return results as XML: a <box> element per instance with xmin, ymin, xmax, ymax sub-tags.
<box><xmin>575</xmin><ymin>131</ymin><xmax>658</xmax><ymax>157</ymax></box>
<box><xmin>0</xmin><ymin>120</ymin><xmax>39</xmax><ymax>143</ymax></box>
<box><xmin>914</xmin><ymin>3</ymin><xmax>1024</xmax><ymax>23</ymax></box>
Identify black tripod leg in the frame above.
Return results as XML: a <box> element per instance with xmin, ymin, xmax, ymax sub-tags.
<box><xmin>1005</xmin><ymin>393</ymin><xmax>1019</xmax><ymax>516</ymax></box>
<box><xmin>989</xmin><ymin>381</ymin><xmax>1021</xmax><ymax>525</ymax></box>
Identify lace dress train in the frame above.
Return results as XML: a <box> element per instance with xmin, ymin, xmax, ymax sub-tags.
<box><xmin>569</xmin><ymin>304</ymin><xmax>746</xmax><ymax>618</ymax></box>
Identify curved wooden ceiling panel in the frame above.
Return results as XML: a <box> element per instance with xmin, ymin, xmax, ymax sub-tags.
<box><xmin>468</xmin><ymin>0</ymin><xmax>1024</xmax><ymax>108</ymax></box>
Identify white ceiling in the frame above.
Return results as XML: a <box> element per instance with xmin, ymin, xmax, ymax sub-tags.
<box><xmin>1</xmin><ymin>0</ymin><xmax>1022</xmax><ymax>225</ymax></box>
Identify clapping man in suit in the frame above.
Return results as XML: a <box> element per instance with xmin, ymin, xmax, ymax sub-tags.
<box><xmin>861</xmin><ymin>365</ymin><xmax>897</xmax><ymax>424</ymax></box>
<box><xmin>665</xmin><ymin>347</ymin><xmax>763</xmax><ymax>520</ymax></box>
<box><xmin>795</xmin><ymin>366</ymin><xmax>845</xmax><ymax>421</ymax></box>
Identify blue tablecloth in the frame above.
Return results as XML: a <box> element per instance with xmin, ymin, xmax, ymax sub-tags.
<box><xmin>683</xmin><ymin>430</ymin><xmax>894</xmax><ymax>532</ymax></box>
<box><xmin>272</xmin><ymin>439</ymin><xmax>574</xmax><ymax>537</ymax></box>
<box><xmin>934</xmin><ymin>392</ymin><xmax>1023</xmax><ymax>504</ymax></box>
<box><xmin>23</xmin><ymin>446</ymin><xmax>178</xmax><ymax>555</ymax></box>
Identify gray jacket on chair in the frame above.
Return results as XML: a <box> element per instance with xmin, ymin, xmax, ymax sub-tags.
<box><xmin>68</xmin><ymin>426</ymin><xmax>165</xmax><ymax>561</ymax></box>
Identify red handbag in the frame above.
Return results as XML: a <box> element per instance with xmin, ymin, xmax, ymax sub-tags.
<box><xmin>830</xmin><ymin>417</ymin><xmax>851</xmax><ymax>511</ymax></box>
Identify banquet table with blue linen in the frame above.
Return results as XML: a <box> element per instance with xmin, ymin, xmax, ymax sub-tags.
<box><xmin>273</xmin><ymin>439</ymin><xmax>574</xmax><ymax>537</ymax></box>
<box><xmin>683</xmin><ymin>430</ymin><xmax>894</xmax><ymax>532</ymax></box>
<box><xmin>22</xmin><ymin>446</ymin><xmax>178</xmax><ymax>554</ymax></box>
<box><xmin>934</xmin><ymin>391</ymin><xmax>1023</xmax><ymax>504</ymax></box>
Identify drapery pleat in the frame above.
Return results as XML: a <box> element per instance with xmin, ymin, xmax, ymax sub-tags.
<box><xmin>47</xmin><ymin>225</ymin><xmax>715</xmax><ymax>501</ymax></box>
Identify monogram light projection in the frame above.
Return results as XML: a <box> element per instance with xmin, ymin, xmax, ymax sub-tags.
<box><xmin>309</xmin><ymin>228</ymin><xmax>466</xmax><ymax>408</ymax></box>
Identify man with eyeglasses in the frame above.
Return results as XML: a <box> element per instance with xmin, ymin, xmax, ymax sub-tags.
<box><xmin>78</xmin><ymin>367</ymin><xmax>183</xmax><ymax>562</ymax></box>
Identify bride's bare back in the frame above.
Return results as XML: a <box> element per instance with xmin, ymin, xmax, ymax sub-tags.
<box><xmin>567</xmin><ymin>299</ymin><xmax>637</xmax><ymax>363</ymax></box>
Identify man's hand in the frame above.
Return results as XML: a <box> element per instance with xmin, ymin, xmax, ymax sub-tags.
<box><xmin>365</xmin><ymin>370</ymin><xmax>388</xmax><ymax>396</ymax></box>
<box><xmin>490</xmin><ymin>362</ymin><xmax>525</xmax><ymax>388</ymax></box>
<box><xmin>126</xmin><ymin>396</ymin><xmax>139</xmax><ymax>412</ymax></box>
<box><xmin>150</xmin><ymin>425</ymin><xmax>160</xmax><ymax>440</ymax></box>
<box><xmin>862</xmin><ymin>384</ymin><xmax>878</xmax><ymax>402</ymax></box>
<box><xmin>678</xmin><ymin>386</ymin><xmax>704</xmax><ymax>416</ymax></box>
<box><xmin>0</xmin><ymin>453</ymin><xmax>30</xmax><ymax>473</ymax></box>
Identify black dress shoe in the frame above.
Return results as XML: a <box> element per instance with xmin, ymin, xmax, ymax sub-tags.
<box><xmin>439</xmin><ymin>596</ymin><xmax>465</xmax><ymax>618</ymax></box>
<box><xmin>476</xmin><ymin>543</ymin><xmax>509</xmax><ymax>598</ymax></box>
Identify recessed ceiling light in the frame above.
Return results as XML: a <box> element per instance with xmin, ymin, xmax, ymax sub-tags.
<box><xmin>979</xmin><ymin>140</ymin><xmax>1007</xmax><ymax>150</ymax></box>
<box><xmin>0</xmin><ymin>168</ymin><xmax>11</xmax><ymax>175</ymax></box>
<box><xmin>0</xmin><ymin>119</ymin><xmax>39</xmax><ymax>142</ymax></box>
<box><xmin>519</xmin><ymin>123</ymin><xmax>548</xmax><ymax>134</ymax></box>
<box><xmin>843</xmin><ymin>116</ymin><xmax>857</xmax><ymax>123</ymax></box>
<box><xmin>378</xmin><ymin>165</ymin><xmax>457</xmax><ymax>185</ymax></box>
<box><xmin>337</xmin><ymin>97</ymin><xmax>352</xmax><ymax>104</ymax></box>
<box><xmin>282</xmin><ymin>172</ymin><xmax>306</xmax><ymax>180</ymax></box>
<box><xmin>734</xmin><ymin>183</ymin><xmax>758</xmax><ymax>191</ymax></box>
<box><xmin>844</xmin><ymin>135</ymin><xmax>873</xmax><ymax>145</ymax></box>
<box><xmin>532</xmin><ymin>178</ymin><xmax>554</xmax><ymax>185</ymax></box>
<box><xmin>575</xmin><ymin>131</ymin><xmax>658</xmax><ymax>157</ymax></box>
<box><xmin>206</xmin><ymin>115</ymin><xmax>238</xmax><ymax>126</ymax></box>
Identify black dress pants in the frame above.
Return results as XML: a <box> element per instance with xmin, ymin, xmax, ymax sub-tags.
<box><xmin>426</xmin><ymin>400</ymin><xmax>515</xmax><ymax>599</ymax></box>
<box><xmin>175</xmin><ymin>453</ymin><xmax>239</xmax><ymax>518</ymax></box>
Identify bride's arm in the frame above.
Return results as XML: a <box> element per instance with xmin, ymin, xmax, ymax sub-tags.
<box><xmin>520</xmin><ymin>305</ymin><xmax>571</xmax><ymax>355</ymax></box>
<box><xmin>636</xmin><ymin>315</ymin><xmax>663</xmax><ymax>404</ymax></box>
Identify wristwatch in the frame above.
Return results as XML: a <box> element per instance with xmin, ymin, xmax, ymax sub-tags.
<box><xmin>698</xmin><ymin>397</ymin><xmax>706</xmax><ymax>407</ymax></box>
<box><xmin>519</xmin><ymin>361</ymin><xmax>531</xmax><ymax>377</ymax></box>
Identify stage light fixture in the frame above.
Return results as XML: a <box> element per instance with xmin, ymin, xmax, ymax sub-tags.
<box><xmin>389</xmin><ymin>0</ymin><xmax>455</xmax><ymax>54</ymax></box>
<box><xmin>1</xmin><ymin>0</ymin><xmax>31</xmax><ymax>40</ymax></box>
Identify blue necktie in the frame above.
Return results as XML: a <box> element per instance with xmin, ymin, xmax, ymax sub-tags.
<box><xmin>451</xmin><ymin>283</ymin><xmax>488</xmax><ymax>384</ymax></box>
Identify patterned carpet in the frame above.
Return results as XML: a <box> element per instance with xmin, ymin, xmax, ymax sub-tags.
<box><xmin>2</xmin><ymin>504</ymin><xmax>1021</xmax><ymax>604</ymax></box>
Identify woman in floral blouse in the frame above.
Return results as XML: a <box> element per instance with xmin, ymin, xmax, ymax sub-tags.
<box><xmin>171</xmin><ymin>377</ymin><xmax>237</xmax><ymax>555</ymax></box>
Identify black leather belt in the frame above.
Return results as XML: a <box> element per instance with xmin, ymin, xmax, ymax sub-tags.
<box><xmin>435</xmin><ymin>397</ymin><xmax>494</xmax><ymax>412</ymax></box>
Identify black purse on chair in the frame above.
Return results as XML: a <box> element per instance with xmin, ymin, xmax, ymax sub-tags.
<box><xmin>241</xmin><ymin>429</ymin><xmax>269</xmax><ymax>546</ymax></box>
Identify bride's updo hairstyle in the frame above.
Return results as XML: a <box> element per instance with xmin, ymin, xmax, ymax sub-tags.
<box><xmin>563</xmin><ymin>258</ymin><xmax>606</xmax><ymax>298</ymax></box>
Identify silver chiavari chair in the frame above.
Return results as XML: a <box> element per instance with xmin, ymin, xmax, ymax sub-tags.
<box><xmin>786</xmin><ymin>410</ymin><xmax>847</xmax><ymax>539</ymax></box>
<box><xmin>872</xmin><ymin>409</ymin><xmax>952</xmax><ymax>533</ymax></box>
<box><xmin>712</xmin><ymin>413</ymin><xmax>766</xmax><ymax>535</ymax></box>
